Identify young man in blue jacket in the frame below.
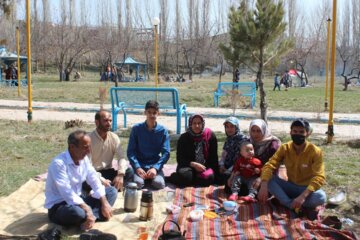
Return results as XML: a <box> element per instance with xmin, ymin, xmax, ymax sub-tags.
<box><xmin>127</xmin><ymin>100</ymin><xmax>170</xmax><ymax>189</ymax></box>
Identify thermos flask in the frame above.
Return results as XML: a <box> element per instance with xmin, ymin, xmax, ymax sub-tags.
<box><xmin>139</xmin><ymin>191</ymin><xmax>153</xmax><ymax>221</ymax></box>
<box><xmin>124</xmin><ymin>182</ymin><xmax>139</xmax><ymax>212</ymax></box>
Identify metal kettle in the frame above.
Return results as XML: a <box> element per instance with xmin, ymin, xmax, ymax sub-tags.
<box><xmin>124</xmin><ymin>182</ymin><xmax>139</xmax><ymax>212</ymax></box>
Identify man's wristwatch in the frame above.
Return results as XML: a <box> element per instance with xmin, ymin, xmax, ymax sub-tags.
<box><xmin>117</xmin><ymin>171</ymin><xmax>125</xmax><ymax>177</ymax></box>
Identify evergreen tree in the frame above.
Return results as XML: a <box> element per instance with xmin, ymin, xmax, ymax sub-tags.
<box><xmin>224</xmin><ymin>0</ymin><xmax>293</xmax><ymax>121</ymax></box>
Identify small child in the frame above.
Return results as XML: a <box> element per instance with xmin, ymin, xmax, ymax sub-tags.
<box><xmin>228</xmin><ymin>140</ymin><xmax>263</xmax><ymax>202</ymax></box>
<box><xmin>219</xmin><ymin>117</ymin><xmax>247</xmax><ymax>183</ymax></box>
<box><xmin>273</xmin><ymin>73</ymin><xmax>280</xmax><ymax>91</ymax></box>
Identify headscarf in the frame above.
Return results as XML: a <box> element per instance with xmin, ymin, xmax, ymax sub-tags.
<box><xmin>222</xmin><ymin>117</ymin><xmax>247</xmax><ymax>169</ymax></box>
<box><xmin>188</xmin><ymin>114</ymin><xmax>212</xmax><ymax>164</ymax></box>
<box><xmin>249</xmin><ymin>119</ymin><xmax>281</xmax><ymax>159</ymax></box>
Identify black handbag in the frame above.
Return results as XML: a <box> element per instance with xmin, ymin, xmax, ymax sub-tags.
<box><xmin>158</xmin><ymin>220</ymin><xmax>186</xmax><ymax>240</ymax></box>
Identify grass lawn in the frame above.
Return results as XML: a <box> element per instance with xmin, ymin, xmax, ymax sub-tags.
<box><xmin>1</xmin><ymin>72</ymin><xmax>359</xmax><ymax>113</ymax></box>
<box><xmin>0</xmin><ymin>120</ymin><xmax>359</xmax><ymax>235</ymax></box>
<box><xmin>1</xmin><ymin>72</ymin><xmax>359</xmax><ymax>235</ymax></box>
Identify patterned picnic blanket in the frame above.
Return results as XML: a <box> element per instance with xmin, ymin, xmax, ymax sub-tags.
<box><xmin>152</xmin><ymin>186</ymin><xmax>357</xmax><ymax>240</ymax></box>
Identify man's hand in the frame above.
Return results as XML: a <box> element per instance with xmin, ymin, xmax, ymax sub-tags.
<box><xmin>252</xmin><ymin>177</ymin><xmax>261</xmax><ymax>190</ymax></box>
<box><xmin>79</xmin><ymin>203</ymin><xmax>95</xmax><ymax>230</ymax></box>
<box><xmin>146</xmin><ymin>168</ymin><xmax>157</xmax><ymax>179</ymax></box>
<box><xmin>82</xmin><ymin>212</ymin><xmax>96</xmax><ymax>230</ymax></box>
<box><xmin>291</xmin><ymin>189</ymin><xmax>310</xmax><ymax>209</ymax></box>
<box><xmin>291</xmin><ymin>195</ymin><xmax>306</xmax><ymax>209</ymax></box>
<box><xmin>113</xmin><ymin>175</ymin><xmax>124</xmax><ymax>191</ymax></box>
<box><xmin>100</xmin><ymin>197</ymin><xmax>113</xmax><ymax>221</ymax></box>
<box><xmin>257</xmin><ymin>181</ymin><xmax>269</xmax><ymax>203</ymax></box>
<box><xmin>100</xmin><ymin>177</ymin><xmax>111</xmax><ymax>187</ymax></box>
<box><xmin>190</xmin><ymin>162</ymin><xmax>206</xmax><ymax>172</ymax></box>
<box><xmin>136</xmin><ymin>168</ymin><xmax>147</xmax><ymax>179</ymax></box>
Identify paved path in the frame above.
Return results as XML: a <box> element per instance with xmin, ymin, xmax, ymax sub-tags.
<box><xmin>0</xmin><ymin>99</ymin><xmax>359</xmax><ymax>140</ymax></box>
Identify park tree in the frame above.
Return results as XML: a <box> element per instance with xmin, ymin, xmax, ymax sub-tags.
<box><xmin>225</xmin><ymin>0</ymin><xmax>292</xmax><ymax>121</ymax></box>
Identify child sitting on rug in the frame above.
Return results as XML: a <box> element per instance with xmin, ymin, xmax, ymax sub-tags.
<box><xmin>228</xmin><ymin>140</ymin><xmax>263</xmax><ymax>202</ymax></box>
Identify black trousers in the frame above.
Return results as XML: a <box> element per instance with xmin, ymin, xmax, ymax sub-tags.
<box><xmin>169</xmin><ymin>167</ymin><xmax>215</xmax><ymax>188</ymax></box>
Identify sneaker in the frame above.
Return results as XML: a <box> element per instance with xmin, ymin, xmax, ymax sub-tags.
<box><xmin>80</xmin><ymin>229</ymin><xmax>117</xmax><ymax>240</ymax></box>
<box><xmin>38</xmin><ymin>227</ymin><xmax>61</xmax><ymax>240</ymax></box>
<box><xmin>228</xmin><ymin>194</ymin><xmax>238</xmax><ymax>201</ymax></box>
<box><xmin>238</xmin><ymin>195</ymin><xmax>257</xmax><ymax>203</ymax></box>
<box><xmin>328</xmin><ymin>191</ymin><xmax>347</xmax><ymax>205</ymax></box>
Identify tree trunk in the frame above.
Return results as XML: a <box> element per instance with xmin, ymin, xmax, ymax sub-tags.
<box><xmin>341</xmin><ymin>60</ymin><xmax>348</xmax><ymax>91</ymax></box>
<box><xmin>218</xmin><ymin>58</ymin><xmax>223</xmax><ymax>84</ymax></box>
<box><xmin>258</xmin><ymin>47</ymin><xmax>267</xmax><ymax>122</ymax></box>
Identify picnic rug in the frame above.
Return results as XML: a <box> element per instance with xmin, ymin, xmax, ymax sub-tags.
<box><xmin>152</xmin><ymin>186</ymin><xmax>357</xmax><ymax>240</ymax></box>
<box><xmin>0</xmin><ymin>179</ymin><xmax>174</xmax><ymax>239</ymax></box>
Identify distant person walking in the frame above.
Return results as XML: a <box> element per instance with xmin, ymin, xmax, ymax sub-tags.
<box><xmin>273</xmin><ymin>73</ymin><xmax>281</xmax><ymax>91</ymax></box>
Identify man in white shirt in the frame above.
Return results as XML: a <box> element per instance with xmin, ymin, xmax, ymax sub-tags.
<box><xmin>44</xmin><ymin>130</ymin><xmax>117</xmax><ymax>230</ymax></box>
<box><xmin>88</xmin><ymin>110</ymin><xmax>134</xmax><ymax>191</ymax></box>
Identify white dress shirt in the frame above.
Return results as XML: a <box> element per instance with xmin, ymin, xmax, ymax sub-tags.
<box><xmin>45</xmin><ymin>150</ymin><xmax>105</xmax><ymax>209</ymax></box>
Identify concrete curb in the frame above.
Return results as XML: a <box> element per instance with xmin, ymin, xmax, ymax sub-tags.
<box><xmin>1</xmin><ymin>104</ymin><xmax>359</xmax><ymax>125</ymax></box>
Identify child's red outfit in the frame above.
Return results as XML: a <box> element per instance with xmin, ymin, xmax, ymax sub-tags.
<box><xmin>229</xmin><ymin>157</ymin><xmax>263</xmax><ymax>201</ymax></box>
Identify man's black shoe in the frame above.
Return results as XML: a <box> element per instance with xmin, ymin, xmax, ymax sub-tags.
<box><xmin>80</xmin><ymin>229</ymin><xmax>117</xmax><ymax>240</ymax></box>
<box><xmin>37</xmin><ymin>227</ymin><xmax>61</xmax><ymax>240</ymax></box>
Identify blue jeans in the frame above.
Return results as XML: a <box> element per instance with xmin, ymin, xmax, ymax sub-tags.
<box><xmin>48</xmin><ymin>186</ymin><xmax>117</xmax><ymax>227</ymax></box>
<box><xmin>268</xmin><ymin>175</ymin><xmax>326</xmax><ymax>209</ymax></box>
<box><xmin>134</xmin><ymin>169</ymin><xmax>165</xmax><ymax>189</ymax></box>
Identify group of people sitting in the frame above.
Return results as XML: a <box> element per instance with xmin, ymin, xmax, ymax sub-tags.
<box><xmin>44</xmin><ymin>100</ymin><xmax>326</xmax><ymax>232</ymax></box>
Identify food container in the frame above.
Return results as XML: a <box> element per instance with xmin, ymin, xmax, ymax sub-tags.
<box><xmin>223</xmin><ymin>201</ymin><xmax>237</xmax><ymax>212</ymax></box>
<box><xmin>189</xmin><ymin>209</ymin><xmax>204</xmax><ymax>222</ymax></box>
<box><xmin>166</xmin><ymin>204</ymin><xmax>181</xmax><ymax>214</ymax></box>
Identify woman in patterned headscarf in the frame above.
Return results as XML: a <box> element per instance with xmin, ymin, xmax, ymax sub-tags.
<box><xmin>168</xmin><ymin>114</ymin><xmax>219</xmax><ymax>187</ymax></box>
<box><xmin>218</xmin><ymin>117</ymin><xmax>248</xmax><ymax>185</ymax></box>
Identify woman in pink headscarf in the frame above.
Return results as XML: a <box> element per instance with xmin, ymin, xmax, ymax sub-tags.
<box><xmin>168</xmin><ymin>114</ymin><xmax>219</xmax><ymax>187</ymax></box>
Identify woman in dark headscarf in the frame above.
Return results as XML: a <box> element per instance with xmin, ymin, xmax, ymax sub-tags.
<box><xmin>219</xmin><ymin>117</ymin><xmax>248</xmax><ymax>184</ymax></box>
<box><xmin>169</xmin><ymin>114</ymin><xmax>219</xmax><ymax>187</ymax></box>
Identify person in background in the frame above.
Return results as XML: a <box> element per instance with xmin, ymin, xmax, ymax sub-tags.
<box><xmin>127</xmin><ymin>100</ymin><xmax>170</xmax><ymax>189</ymax></box>
<box><xmin>273</xmin><ymin>73</ymin><xmax>281</xmax><ymax>91</ymax></box>
<box><xmin>258</xmin><ymin>119</ymin><xmax>326</xmax><ymax>219</ymax></box>
<box><xmin>44</xmin><ymin>130</ymin><xmax>117</xmax><ymax>230</ymax></box>
<box><xmin>168</xmin><ymin>114</ymin><xmax>219</xmax><ymax>187</ymax></box>
<box><xmin>89</xmin><ymin>110</ymin><xmax>134</xmax><ymax>192</ymax></box>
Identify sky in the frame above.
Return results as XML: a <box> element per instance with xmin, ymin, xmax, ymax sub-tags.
<box><xmin>14</xmin><ymin>0</ymin><xmax>346</xmax><ymax>36</ymax></box>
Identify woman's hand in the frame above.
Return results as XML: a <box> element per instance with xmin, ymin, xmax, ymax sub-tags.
<box><xmin>190</xmin><ymin>162</ymin><xmax>206</xmax><ymax>172</ymax></box>
<box><xmin>219</xmin><ymin>166</ymin><xmax>226</xmax><ymax>174</ymax></box>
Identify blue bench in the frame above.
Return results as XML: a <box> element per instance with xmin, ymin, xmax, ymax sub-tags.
<box><xmin>214</xmin><ymin>82</ymin><xmax>256</xmax><ymax>108</ymax></box>
<box><xmin>0</xmin><ymin>79</ymin><xmax>28</xmax><ymax>87</ymax></box>
<box><xmin>110</xmin><ymin>87</ymin><xmax>188</xmax><ymax>134</ymax></box>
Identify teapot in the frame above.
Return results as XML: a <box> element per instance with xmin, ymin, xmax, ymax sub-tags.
<box><xmin>124</xmin><ymin>182</ymin><xmax>139</xmax><ymax>212</ymax></box>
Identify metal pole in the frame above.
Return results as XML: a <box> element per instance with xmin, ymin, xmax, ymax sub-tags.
<box><xmin>154</xmin><ymin>24</ymin><xmax>158</xmax><ymax>87</ymax></box>
<box><xmin>327</xmin><ymin>0</ymin><xmax>337</xmax><ymax>143</ymax></box>
<box><xmin>26</xmin><ymin>0</ymin><xmax>32</xmax><ymax>122</ymax></box>
<box><xmin>325</xmin><ymin>18</ymin><xmax>331</xmax><ymax>111</ymax></box>
<box><xmin>16</xmin><ymin>26</ymin><xmax>21</xmax><ymax>96</ymax></box>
